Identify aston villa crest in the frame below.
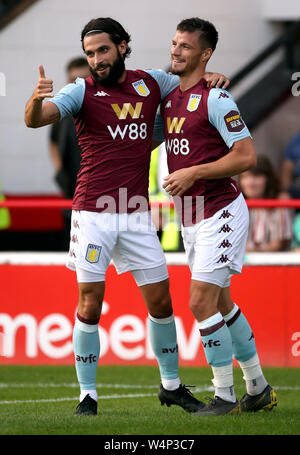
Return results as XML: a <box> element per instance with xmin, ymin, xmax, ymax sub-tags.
<box><xmin>187</xmin><ymin>94</ymin><xmax>202</xmax><ymax>112</ymax></box>
<box><xmin>85</xmin><ymin>244</ymin><xmax>102</xmax><ymax>264</ymax></box>
<box><xmin>132</xmin><ymin>79</ymin><xmax>150</xmax><ymax>97</ymax></box>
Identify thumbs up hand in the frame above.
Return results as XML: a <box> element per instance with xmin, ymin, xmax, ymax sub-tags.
<box><xmin>33</xmin><ymin>64</ymin><xmax>54</xmax><ymax>101</ymax></box>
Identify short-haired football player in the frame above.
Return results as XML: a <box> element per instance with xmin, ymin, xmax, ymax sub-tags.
<box><xmin>154</xmin><ymin>17</ymin><xmax>278</xmax><ymax>416</ymax></box>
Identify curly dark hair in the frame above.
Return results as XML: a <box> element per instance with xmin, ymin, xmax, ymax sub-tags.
<box><xmin>81</xmin><ymin>17</ymin><xmax>132</xmax><ymax>59</ymax></box>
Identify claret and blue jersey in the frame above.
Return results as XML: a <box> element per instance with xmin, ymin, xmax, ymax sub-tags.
<box><xmin>154</xmin><ymin>78</ymin><xmax>252</xmax><ymax>221</ymax></box>
<box><xmin>49</xmin><ymin>69</ymin><xmax>179</xmax><ymax>213</ymax></box>
<box><xmin>49</xmin><ymin>69</ymin><xmax>251</xmax><ymax>220</ymax></box>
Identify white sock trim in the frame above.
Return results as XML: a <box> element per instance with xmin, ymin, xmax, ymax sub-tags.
<box><xmin>75</xmin><ymin>317</ymin><xmax>99</xmax><ymax>333</ymax></box>
<box><xmin>161</xmin><ymin>377</ymin><xmax>181</xmax><ymax>391</ymax></box>
<box><xmin>211</xmin><ymin>364</ymin><xmax>234</xmax><ymax>388</ymax></box>
<box><xmin>214</xmin><ymin>385</ymin><xmax>236</xmax><ymax>403</ymax></box>
<box><xmin>239</xmin><ymin>353</ymin><xmax>263</xmax><ymax>380</ymax></box>
<box><xmin>80</xmin><ymin>389</ymin><xmax>98</xmax><ymax>402</ymax></box>
<box><xmin>223</xmin><ymin>303</ymin><xmax>239</xmax><ymax>323</ymax></box>
<box><xmin>148</xmin><ymin>313</ymin><xmax>174</xmax><ymax>324</ymax></box>
<box><xmin>198</xmin><ymin>312</ymin><xmax>223</xmax><ymax>330</ymax></box>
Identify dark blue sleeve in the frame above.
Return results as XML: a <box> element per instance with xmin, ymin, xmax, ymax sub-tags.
<box><xmin>285</xmin><ymin>132</ymin><xmax>300</xmax><ymax>162</ymax></box>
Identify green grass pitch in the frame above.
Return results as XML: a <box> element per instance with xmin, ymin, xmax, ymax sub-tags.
<box><xmin>0</xmin><ymin>365</ymin><xmax>299</xmax><ymax>435</ymax></box>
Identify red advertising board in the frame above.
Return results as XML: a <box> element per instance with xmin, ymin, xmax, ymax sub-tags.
<box><xmin>0</xmin><ymin>256</ymin><xmax>299</xmax><ymax>367</ymax></box>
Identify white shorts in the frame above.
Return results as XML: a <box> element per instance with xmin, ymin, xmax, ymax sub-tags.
<box><xmin>66</xmin><ymin>210</ymin><xmax>168</xmax><ymax>283</ymax></box>
<box><xmin>182</xmin><ymin>193</ymin><xmax>249</xmax><ymax>287</ymax></box>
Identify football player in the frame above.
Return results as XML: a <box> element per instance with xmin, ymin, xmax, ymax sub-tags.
<box><xmin>25</xmin><ymin>17</ymin><xmax>229</xmax><ymax>416</ymax></box>
<box><xmin>154</xmin><ymin>17</ymin><xmax>278</xmax><ymax>416</ymax></box>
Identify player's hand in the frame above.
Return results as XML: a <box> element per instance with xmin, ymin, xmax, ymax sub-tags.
<box><xmin>33</xmin><ymin>64</ymin><xmax>54</xmax><ymax>101</ymax></box>
<box><xmin>203</xmin><ymin>72</ymin><xmax>230</xmax><ymax>89</ymax></box>
<box><xmin>163</xmin><ymin>167</ymin><xmax>197</xmax><ymax>197</ymax></box>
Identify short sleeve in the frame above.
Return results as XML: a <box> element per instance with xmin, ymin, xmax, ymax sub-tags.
<box><xmin>146</xmin><ymin>70</ymin><xmax>179</xmax><ymax>100</ymax></box>
<box><xmin>49</xmin><ymin>77</ymin><xmax>86</xmax><ymax>119</ymax></box>
<box><xmin>207</xmin><ymin>88</ymin><xmax>252</xmax><ymax>149</ymax></box>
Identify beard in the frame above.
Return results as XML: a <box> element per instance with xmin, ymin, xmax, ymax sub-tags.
<box><xmin>170</xmin><ymin>56</ymin><xmax>201</xmax><ymax>76</ymax></box>
<box><xmin>170</xmin><ymin>61</ymin><xmax>185</xmax><ymax>76</ymax></box>
<box><xmin>89</xmin><ymin>51</ymin><xmax>125</xmax><ymax>87</ymax></box>
<box><xmin>171</xmin><ymin>68</ymin><xmax>184</xmax><ymax>76</ymax></box>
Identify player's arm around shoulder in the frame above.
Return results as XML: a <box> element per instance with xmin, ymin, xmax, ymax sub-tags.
<box><xmin>202</xmin><ymin>72</ymin><xmax>230</xmax><ymax>89</ymax></box>
<box><xmin>25</xmin><ymin>64</ymin><xmax>60</xmax><ymax>128</ymax></box>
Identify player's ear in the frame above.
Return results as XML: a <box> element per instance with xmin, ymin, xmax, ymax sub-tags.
<box><xmin>201</xmin><ymin>48</ymin><xmax>213</xmax><ymax>63</ymax></box>
<box><xmin>118</xmin><ymin>40</ymin><xmax>127</xmax><ymax>57</ymax></box>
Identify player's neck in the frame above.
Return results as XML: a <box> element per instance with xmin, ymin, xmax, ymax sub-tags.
<box><xmin>117</xmin><ymin>70</ymin><xmax>127</xmax><ymax>85</ymax></box>
<box><xmin>179</xmin><ymin>68</ymin><xmax>205</xmax><ymax>92</ymax></box>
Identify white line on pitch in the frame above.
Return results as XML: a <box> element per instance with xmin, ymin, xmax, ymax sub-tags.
<box><xmin>0</xmin><ymin>393</ymin><xmax>157</xmax><ymax>405</ymax></box>
<box><xmin>0</xmin><ymin>385</ymin><xmax>297</xmax><ymax>405</ymax></box>
<box><xmin>0</xmin><ymin>383</ymin><xmax>159</xmax><ymax>389</ymax></box>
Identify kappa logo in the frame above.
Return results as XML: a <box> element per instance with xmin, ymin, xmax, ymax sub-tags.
<box><xmin>132</xmin><ymin>79</ymin><xmax>150</xmax><ymax>97</ymax></box>
<box><xmin>218</xmin><ymin>240</ymin><xmax>232</xmax><ymax>248</ymax></box>
<box><xmin>165</xmin><ymin>100</ymin><xmax>172</xmax><ymax>108</ymax></box>
<box><xmin>218</xmin><ymin>91</ymin><xmax>229</xmax><ymax>99</ymax></box>
<box><xmin>94</xmin><ymin>90</ymin><xmax>109</xmax><ymax>96</ymax></box>
<box><xmin>85</xmin><ymin>244</ymin><xmax>102</xmax><ymax>264</ymax></box>
<box><xmin>73</xmin><ymin>219</ymin><xmax>80</xmax><ymax>229</ymax></box>
<box><xmin>187</xmin><ymin>94</ymin><xmax>202</xmax><ymax>112</ymax></box>
<box><xmin>217</xmin><ymin>254</ymin><xmax>230</xmax><ymax>263</ymax></box>
<box><xmin>218</xmin><ymin>224</ymin><xmax>233</xmax><ymax>233</ymax></box>
<box><xmin>111</xmin><ymin>102</ymin><xmax>143</xmax><ymax>120</ymax></box>
<box><xmin>219</xmin><ymin>210</ymin><xmax>233</xmax><ymax>219</ymax></box>
<box><xmin>167</xmin><ymin>117</ymin><xmax>186</xmax><ymax>134</ymax></box>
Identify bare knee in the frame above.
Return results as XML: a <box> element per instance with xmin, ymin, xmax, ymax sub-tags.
<box><xmin>78</xmin><ymin>282</ymin><xmax>105</xmax><ymax>321</ymax></box>
<box><xmin>189</xmin><ymin>286</ymin><xmax>212</xmax><ymax>319</ymax></box>
<box><xmin>189</xmin><ymin>281</ymin><xmax>221</xmax><ymax>322</ymax></box>
<box><xmin>140</xmin><ymin>279</ymin><xmax>173</xmax><ymax>318</ymax></box>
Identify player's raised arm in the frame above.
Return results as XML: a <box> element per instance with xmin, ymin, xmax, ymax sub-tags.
<box><xmin>25</xmin><ymin>65</ymin><xmax>60</xmax><ymax>128</ymax></box>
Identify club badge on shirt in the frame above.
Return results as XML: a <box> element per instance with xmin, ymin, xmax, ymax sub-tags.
<box><xmin>187</xmin><ymin>94</ymin><xmax>202</xmax><ymax>112</ymax></box>
<box><xmin>132</xmin><ymin>79</ymin><xmax>150</xmax><ymax>97</ymax></box>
